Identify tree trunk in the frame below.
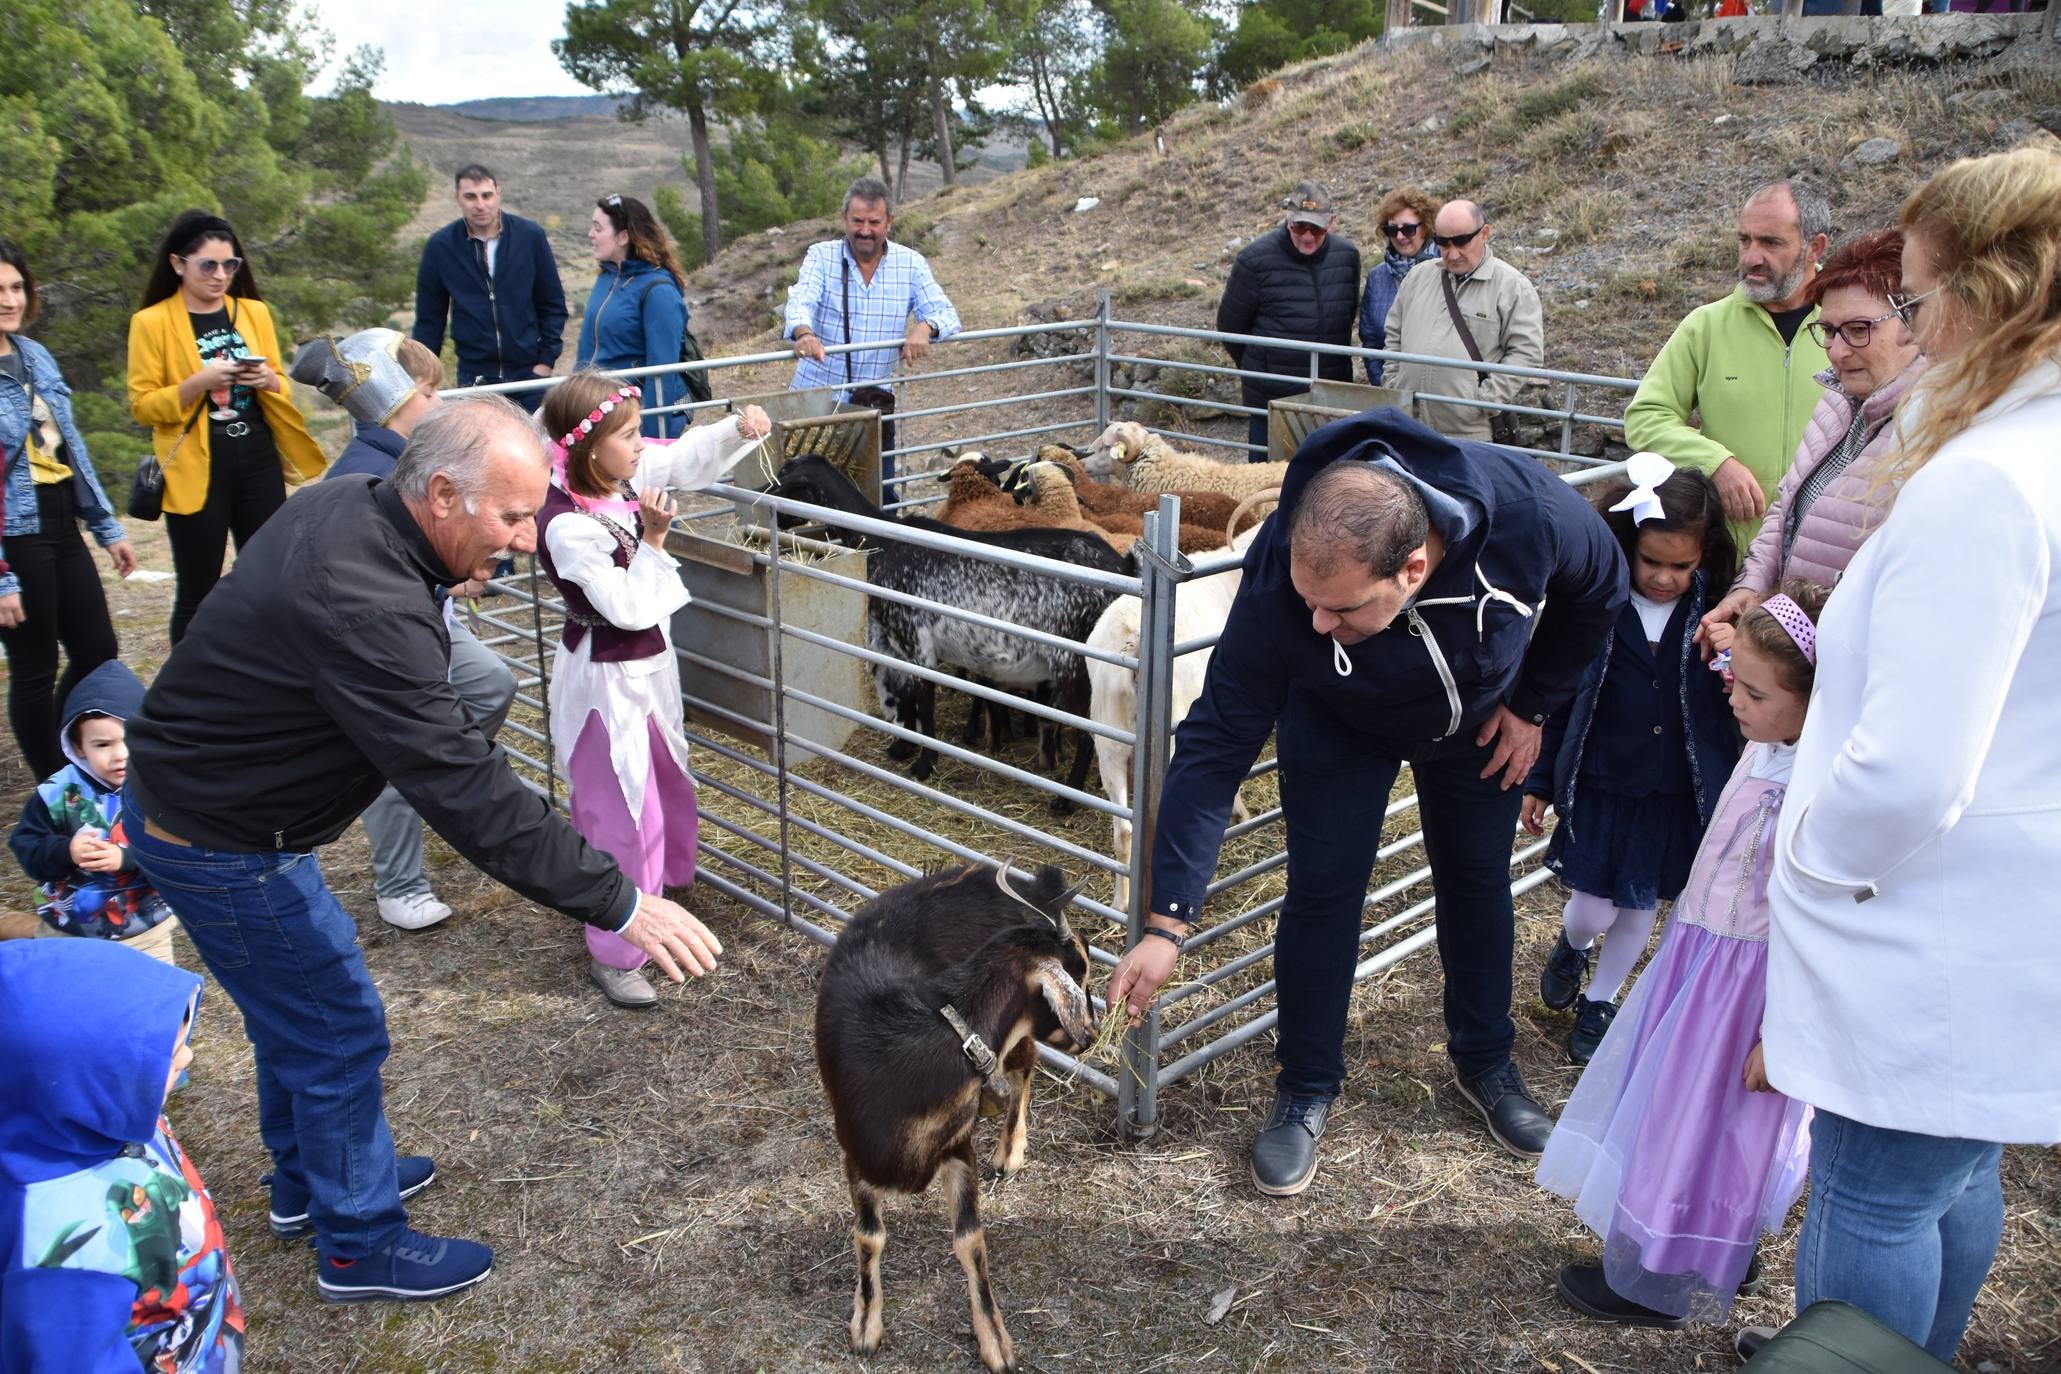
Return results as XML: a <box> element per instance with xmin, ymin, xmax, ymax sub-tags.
<box><xmin>928</xmin><ymin>60</ymin><xmax>959</xmax><ymax>186</ymax></box>
<box><xmin>1030</xmin><ymin>48</ymin><xmax>1065</xmax><ymax>158</ymax></box>
<box><xmin>686</xmin><ymin>99</ymin><xmax>721</xmax><ymax>263</ymax></box>
<box><xmin>877</xmin><ymin>145</ymin><xmax>893</xmax><ymax>187</ymax></box>
<box><xmin>896</xmin><ymin>140</ymin><xmax>914</xmax><ymax>203</ymax></box>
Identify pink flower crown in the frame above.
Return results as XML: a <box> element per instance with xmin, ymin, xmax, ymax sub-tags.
<box><xmin>549</xmin><ymin>383</ymin><xmax>642</xmax><ymax>459</ymax></box>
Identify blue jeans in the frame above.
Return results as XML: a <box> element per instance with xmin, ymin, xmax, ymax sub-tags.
<box><xmin>1797</xmin><ymin>1109</ymin><xmax>2006</xmax><ymax>1362</ymax></box>
<box><xmin>127</xmin><ymin>812</ymin><xmax>406</xmax><ymax>1259</ymax></box>
<box><xmin>1274</xmin><ymin>692</ymin><xmax>1525</xmax><ymax>1096</ymax></box>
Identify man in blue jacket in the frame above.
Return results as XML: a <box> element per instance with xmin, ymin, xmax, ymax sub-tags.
<box><xmin>412</xmin><ymin>165</ymin><xmax>568</xmax><ymax>410</ymax></box>
<box><xmin>1108</xmin><ymin>408</ymin><xmax>1627</xmax><ymax>1194</ymax></box>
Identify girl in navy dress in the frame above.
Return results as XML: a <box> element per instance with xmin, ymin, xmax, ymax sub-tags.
<box><xmin>1522</xmin><ymin>454</ymin><xmax>1738</xmax><ymax>1064</ymax></box>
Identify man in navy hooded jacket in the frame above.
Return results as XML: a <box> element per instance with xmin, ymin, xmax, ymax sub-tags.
<box><xmin>412</xmin><ymin>165</ymin><xmax>567</xmax><ymax>410</ymax></box>
<box><xmin>1108</xmin><ymin>407</ymin><xmax>1626</xmax><ymax>1193</ymax></box>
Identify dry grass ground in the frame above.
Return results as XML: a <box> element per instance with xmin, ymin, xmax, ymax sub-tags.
<box><xmin>2</xmin><ymin>507</ymin><xmax>2055</xmax><ymax>1374</ymax></box>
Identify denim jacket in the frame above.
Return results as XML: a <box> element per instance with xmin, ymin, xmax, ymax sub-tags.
<box><xmin>0</xmin><ymin>338</ymin><xmax>126</xmax><ymax>599</ymax></box>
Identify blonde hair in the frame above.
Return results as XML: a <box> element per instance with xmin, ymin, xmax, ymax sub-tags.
<box><xmin>539</xmin><ymin>368</ymin><xmax>641</xmax><ymax>498</ymax></box>
<box><xmin>396</xmin><ymin>337</ymin><xmax>444</xmax><ymax>389</ymax></box>
<box><xmin>1893</xmin><ymin>135</ymin><xmax>2061</xmax><ymax>478</ymax></box>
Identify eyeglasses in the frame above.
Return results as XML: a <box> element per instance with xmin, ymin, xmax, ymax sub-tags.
<box><xmin>1887</xmin><ymin>287</ymin><xmax>1937</xmax><ymax>326</ymax></box>
<box><xmin>1431</xmin><ymin>227</ymin><xmax>1483</xmax><ymax>250</ymax></box>
<box><xmin>175</xmin><ymin>254</ymin><xmax>242</xmax><ymax>277</ymax></box>
<box><xmin>1287</xmin><ymin>221</ymin><xmax>1329</xmax><ymax>240</ymax></box>
<box><xmin>1806</xmin><ymin>309</ymin><xmax>1901</xmax><ymax>350</ymax></box>
<box><xmin>1381</xmin><ymin>221</ymin><xmax>1425</xmax><ymax>240</ymax></box>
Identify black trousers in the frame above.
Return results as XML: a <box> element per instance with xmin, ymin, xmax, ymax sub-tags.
<box><xmin>0</xmin><ymin>484</ymin><xmax>119</xmax><ymax>779</ymax></box>
<box><xmin>165</xmin><ymin>435</ymin><xmax>286</xmax><ymax>644</ymax></box>
<box><xmin>1272</xmin><ymin>690</ymin><xmax>1526</xmax><ymax>1095</ymax></box>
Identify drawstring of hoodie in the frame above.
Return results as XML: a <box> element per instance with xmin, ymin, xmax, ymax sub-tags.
<box><xmin>1333</xmin><ymin>638</ymin><xmax>1353</xmax><ymax>677</ymax></box>
<box><xmin>1411</xmin><ymin>562</ymin><xmax>1536</xmax><ymax>639</ymax></box>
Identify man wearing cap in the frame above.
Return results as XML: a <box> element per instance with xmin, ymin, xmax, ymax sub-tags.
<box><xmin>1385</xmin><ymin>199</ymin><xmax>1544</xmax><ymax>444</ymax></box>
<box><xmin>290</xmin><ymin>330</ymin><xmax>518</xmax><ymax>932</ymax></box>
<box><xmin>1216</xmin><ymin>180</ymin><xmax>1363</xmax><ymax>459</ymax></box>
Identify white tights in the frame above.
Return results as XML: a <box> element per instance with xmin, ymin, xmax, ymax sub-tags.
<box><xmin>1560</xmin><ymin>890</ymin><xmax>1659</xmax><ymax>1005</ymax></box>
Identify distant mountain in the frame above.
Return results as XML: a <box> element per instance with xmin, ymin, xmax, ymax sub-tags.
<box><xmin>436</xmin><ymin>94</ymin><xmax>630</xmax><ymax>122</ymax></box>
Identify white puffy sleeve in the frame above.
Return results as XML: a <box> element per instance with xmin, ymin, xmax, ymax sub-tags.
<box><xmin>636</xmin><ymin>413</ymin><xmax>766</xmax><ymax>496</ymax></box>
<box><xmin>544</xmin><ymin>514</ymin><xmax>689</xmax><ymax>632</ymax></box>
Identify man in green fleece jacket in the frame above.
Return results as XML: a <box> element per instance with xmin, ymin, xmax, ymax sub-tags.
<box><xmin>1624</xmin><ymin>180</ymin><xmax>1832</xmax><ymax>559</ymax></box>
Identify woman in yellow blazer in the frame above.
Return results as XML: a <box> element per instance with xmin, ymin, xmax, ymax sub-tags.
<box><xmin>129</xmin><ymin>211</ymin><xmax>326</xmax><ymax>642</ymax></box>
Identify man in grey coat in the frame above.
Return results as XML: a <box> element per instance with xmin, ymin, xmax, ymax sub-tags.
<box><xmin>1385</xmin><ymin>200</ymin><xmax>1545</xmax><ymax>443</ymax></box>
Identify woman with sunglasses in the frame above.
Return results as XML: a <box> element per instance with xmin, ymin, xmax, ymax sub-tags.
<box><xmin>0</xmin><ymin>239</ymin><xmax>135</xmax><ymax>778</ymax></box>
<box><xmin>1696</xmin><ymin>229</ymin><xmax>1925</xmax><ymax>659</ymax></box>
<box><xmin>1357</xmin><ymin>186</ymin><xmax>1442</xmax><ymax>387</ymax></box>
<box><xmin>1759</xmin><ymin>139</ymin><xmax>2061</xmax><ymax>1364</ymax></box>
<box><xmin>576</xmin><ymin>195</ymin><xmax>691</xmax><ymax>439</ymax></box>
<box><xmin>128</xmin><ymin>211</ymin><xmax>326</xmax><ymax>643</ymax></box>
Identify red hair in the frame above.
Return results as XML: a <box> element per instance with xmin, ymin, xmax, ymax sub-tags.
<box><xmin>1806</xmin><ymin>228</ymin><xmax>1905</xmax><ymax>307</ymax></box>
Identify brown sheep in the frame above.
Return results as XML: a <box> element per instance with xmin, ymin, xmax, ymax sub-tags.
<box><xmin>1032</xmin><ymin>446</ymin><xmax>1263</xmax><ymax>545</ymax></box>
<box><xmin>1015</xmin><ymin>462</ymin><xmax>1139</xmax><ymax>555</ymax></box>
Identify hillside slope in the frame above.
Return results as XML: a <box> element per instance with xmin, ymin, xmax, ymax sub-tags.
<box><xmin>685</xmin><ymin>34</ymin><xmax>2057</xmax><ymax>420</ymax></box>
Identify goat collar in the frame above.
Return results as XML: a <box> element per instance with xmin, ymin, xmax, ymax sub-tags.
<box><xmin>938</xmin><ymin>1003</ymin><xmax>1009</xmax><ymax>1094</ymax></box>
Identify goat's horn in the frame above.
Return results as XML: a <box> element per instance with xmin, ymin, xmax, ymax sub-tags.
<box><xmin>995</xmin><ymin>863</ymin><xmax>1059</xmax><ymax>931</ymax></box>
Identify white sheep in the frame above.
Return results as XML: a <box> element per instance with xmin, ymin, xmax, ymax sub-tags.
<box><xmin>1087</xmin><ymin>497</ymin><xmax>1274</xmax><ymax>913</ymax></box>
<box><xmin>1081</xmin><ymin>420</ymin><xmax>1291</xmax><ymax>502</ymax></box>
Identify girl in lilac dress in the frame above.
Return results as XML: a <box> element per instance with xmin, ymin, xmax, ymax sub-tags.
<box><xmin>1536</xmin><ymin>582</ymin><xmax>1827</xmax><ymax>1328</ymax></box>
<box><xmin>535</xmin><ymin>371</ymin><xmax>769</xmax><ymax>1009</ymax></box>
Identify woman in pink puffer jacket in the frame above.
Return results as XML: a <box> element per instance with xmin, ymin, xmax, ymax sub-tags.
<box><xmin>1700</xmin><ymin>230</ymin><xmax>1926</xmax><ymax>654</ymax></box>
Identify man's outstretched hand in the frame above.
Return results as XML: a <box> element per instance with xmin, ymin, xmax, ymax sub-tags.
<box><xmin>617</xmin><ymin>891</ymin><xmax>724</xmax><ymax>982</ymax></box>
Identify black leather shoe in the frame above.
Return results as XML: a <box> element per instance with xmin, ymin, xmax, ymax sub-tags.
<box><xmin>1735</xmin><ymin>1326</ymin><xmax>1776</xmax><ymax>1361</ymax></box>
<box><xmin>1556</xmin><ymin>1262</ymin><xmax>1687</xmax><ymax>1328</ymax></box>
<box><xmin>1248</xmin><ymin>1092</ymin><xmax>1332</xmax><ymax>1197</ymax></box>
<box><xmin>1454</xmin><ymin>1060</ymin><xmax>1554</xmax><ymax>1156</ymax></box>
<box><xmin>1568</xmin><ymin>998</ymin><xmax>1619</xmax><ymax>1065</ymax></box>
<box><xmin>1737</xmin><ymin>1247</ymin><xmax>1763</xmax><ymax>1298</ymax></box>
<box><xmin>1539</xmin><ymin>932</ymin><xmax>1591</xmax><ymax>1011</ymax></box>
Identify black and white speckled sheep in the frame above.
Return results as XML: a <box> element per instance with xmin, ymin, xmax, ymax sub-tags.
<box><xmin>765</xmin><ymin>456</ymin><xmax>1128</xmax><ymax>812</ymax></box>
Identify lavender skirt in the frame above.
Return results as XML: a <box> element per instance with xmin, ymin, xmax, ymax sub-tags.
<box><xmin>1535</xmin><ymin>922</ymin><xmax>1812</xmax><ymax>1321</ymax></box>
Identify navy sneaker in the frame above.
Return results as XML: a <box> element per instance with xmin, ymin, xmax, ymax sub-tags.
<box><xmin>1539</xmin><ymin>932</ymin><xmax>1591</xmax><ymax>1011</ymax></box>
<box><xmin>268</xmin><ymin>1156</ymin><xmax>437</xmax><ymax>1240</ymax></box>
<box><xmin>317</xmin><ymin>1229</ymin><xmax>493</xmax><ymax>1304</ymax></box>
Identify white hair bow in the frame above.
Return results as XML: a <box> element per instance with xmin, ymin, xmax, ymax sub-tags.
<box><xmin>1609</xmin><ymin>451</ymin><xmax>1677</xmax><ymax>525</ymax></box>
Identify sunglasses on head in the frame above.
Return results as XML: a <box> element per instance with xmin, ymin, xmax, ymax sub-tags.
<box><xmin>1381</xmin><ymin>221</ymin><xmax>1425</xmax><ymax>239</ymax></box>
<box><xmin>1806</xmin><ymin>309</ymin><xmax>1900</xmax><ymax>351</ymax></box>
<box><xmin>1431</xmin><ymin>227</ymin><xmax>1483</xmax><ymax>250</ymax></box>
<box><xmin>175</xmin><ymin>254</ymin><xmax>242</xmax><ymax>277</ymax></box>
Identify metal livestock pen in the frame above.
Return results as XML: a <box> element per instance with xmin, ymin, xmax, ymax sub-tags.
<box><xmin>447</xmin><ymin>297</ymin><xmax>1640</xmax><ymax>1138</ymax></box>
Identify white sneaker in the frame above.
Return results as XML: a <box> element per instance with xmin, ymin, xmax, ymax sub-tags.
<box><xmin>377</xmin><ymin>892</ymin><xmax>453</xmax><ymax>931</ymax></box>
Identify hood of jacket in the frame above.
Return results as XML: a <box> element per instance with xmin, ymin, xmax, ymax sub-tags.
<box><xmin>1241</xmin><ymin>405</ymin><xmax>1592</xmax><ymax>740</ymax></box>
<box><xmin>59</xmin><ymin>659</ymin><xmax>145</xmax><ymax>788</ymax></box>
<box><xmin>0</xmin><ymin>940</ymin><xmax>202</xmax><ymax>1184</ymax></box>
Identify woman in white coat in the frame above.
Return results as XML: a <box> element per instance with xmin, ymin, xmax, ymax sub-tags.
<box><xmin>1765</xmin><ymin>138</ymin><xmax>2061</xmax><ymax>1362</ymax></box>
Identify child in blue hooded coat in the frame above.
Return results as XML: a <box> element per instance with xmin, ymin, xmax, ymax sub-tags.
<box><xmin>0</xmin><ymin>938</ymin><xmax>244</xmax><ymax>1371</ymax></box>
<box><xmin>7</xmin><ymin>661</ymin><xmax>176</xmax><ymax>963</ymax></box>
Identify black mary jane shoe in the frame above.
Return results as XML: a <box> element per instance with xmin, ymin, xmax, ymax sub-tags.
<box><xmin>1555</xmin><ymin>1262</ymin><xmax>1687</xmax><ymax>1329</ymax></box>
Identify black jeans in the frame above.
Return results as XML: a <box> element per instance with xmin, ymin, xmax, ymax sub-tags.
<box><xmin>1273</xmin><ymin>690</ymin><xmax>1525</xmax><ymax>1097</ymax></box>
<box><xmin>0</xmin><ymin>484</ymin><xmax>120</xmax><ymax>779</ymax></box>
<box><xmin>165</xmin><ymin>436</ymin><xmax>286</xmax><ymax>644</ymax></box>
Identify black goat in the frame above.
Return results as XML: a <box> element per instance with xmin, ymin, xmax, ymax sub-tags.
<box><xmin>815</xmin><ymin>863</ymin><xmax>1096</xmax><ymax>1373</ymax></box>
<box><xmin>766</xmin><ymin>455</ymin><xmax>1126</xmax><ymax>811</ymax></box>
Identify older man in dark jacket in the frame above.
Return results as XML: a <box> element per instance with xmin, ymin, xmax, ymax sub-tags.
<box><xmin>1216</xmin><ymin>180</ymin><xmax>1363</xmax><ymax>459</ymax></box>
<box><xmin>1107</xmin><ymin>407</ymin><xmax>1627</xmax><ymax>1195</ymax></box>
<box><xmin>123</xmin><ymin>395</ymin><xmax>722</xmax><ymax>1305</ymax></box>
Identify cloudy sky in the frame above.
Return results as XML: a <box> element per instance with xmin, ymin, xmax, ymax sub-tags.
<box><xmin>312</xmin><ymin>0</ymin><xmax>593</xmax><ymax>105</ymax></box>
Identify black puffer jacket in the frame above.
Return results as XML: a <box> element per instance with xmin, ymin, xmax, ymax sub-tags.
<box><xmin>1215</xmin><ymin>225</ymin><xmax>1363</xmax><ymax>403</ymax></box>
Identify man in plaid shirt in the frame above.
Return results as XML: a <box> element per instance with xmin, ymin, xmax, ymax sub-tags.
<box><xmin>784</xmin><ymin>177</ymin><xmax>961</xmax><ymax>483</ymax></box>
